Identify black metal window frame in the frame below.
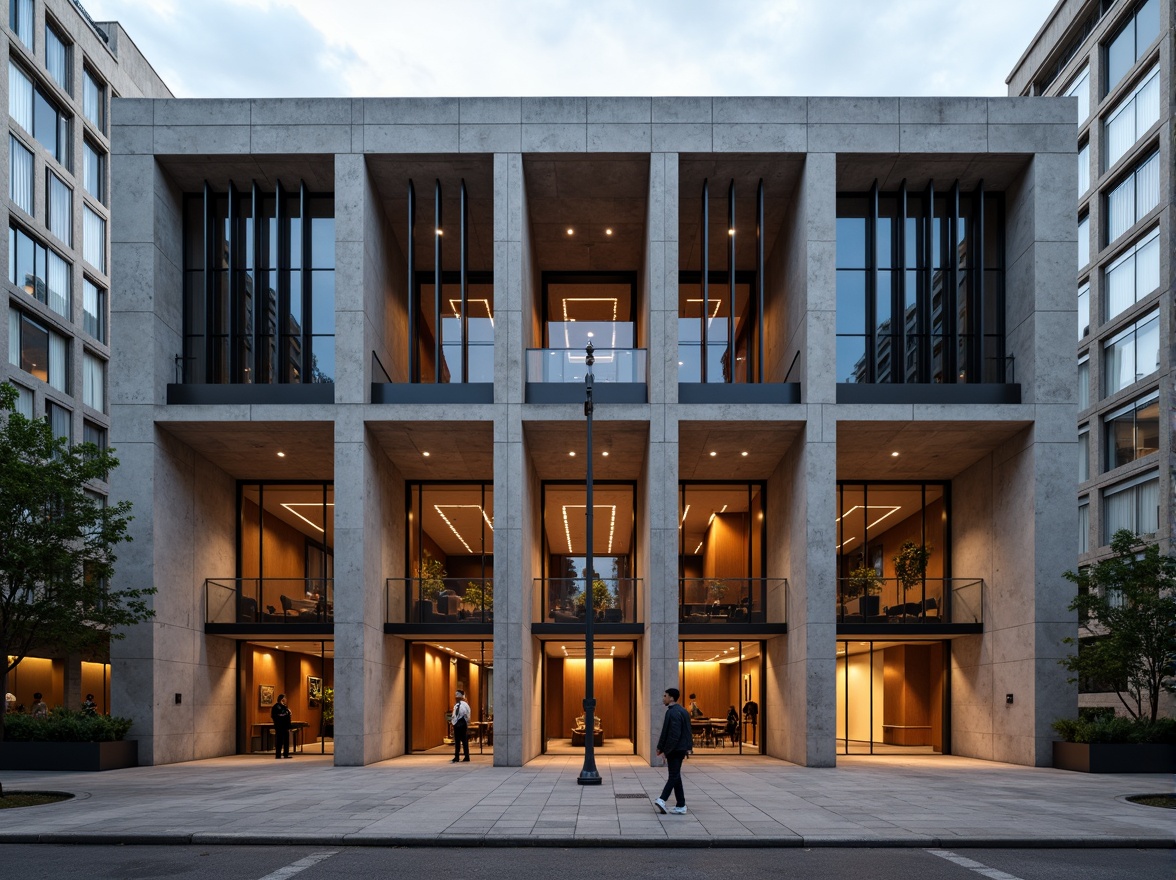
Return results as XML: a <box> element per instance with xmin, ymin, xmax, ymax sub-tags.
<box><xmin>539</xmin><ymin>271</ymin><xmax>639</xmax><ymax>349</ymax></box>
<box><xmin>835</xmin><ymin>479</ymin><xmax>953</xmax><ymax>579</ymax></box>
<box><xmin>1102</xmin><ymin>0</ymin><xmax>1161</xmax><ymax>96</ymax></box>
<box><xmin>677</xmin><ymin>480</ymin><xmax>767</xmax><ymax>577</ymax></box>
<box><xmin>410</xmin><ymin>268</ymin><xmax>494</xmax><ymax>383</ymax></box>
<box><xmin>235</xmin><ymin>479</ymin><xmax>335</xmax><ymax>581</ymax></box>
<box><xmin>404</xmin><ymin>480</ymin><xmax>495</xmax><ymax>579</ymax></box>
<box><xmin>181</xmin><ymin>181</ymin><xmax>334</xmax><ymax>385</ymax></box>
<box><xmin>836</xmin><ymin>181</ymin><xmax>1006</xmax><ymax>385</ymax></box>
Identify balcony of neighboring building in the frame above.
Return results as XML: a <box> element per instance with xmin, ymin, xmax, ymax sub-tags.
<box><xmin>367</xmin><ymin>156</ymin><xmax>496</xmax><ymax>404</ymax></box>
<box><xmin>676</xmin><ymin>156</ymin><xmax>803</xmax><ymax>405</ymax></box>
<box><xmin>523</xmin><ymin>156</ymin><xmax>649</xmax><ymax>405</ymax></box>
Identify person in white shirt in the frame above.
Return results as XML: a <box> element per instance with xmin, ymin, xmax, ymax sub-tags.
<box><xmin>450</xmin><ymin>689</ymin><xmax>471</xmax><ymax>763</ymax></box>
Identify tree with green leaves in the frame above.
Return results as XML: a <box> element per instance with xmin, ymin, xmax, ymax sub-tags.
<box><xmin>0</xmin><ymin>383</ymin><xmax>154</xmax><ymax>741</ymax></box>
<box><xmin>1062</xmin><ymin>529</ymin><xmax>1176</xmax><ymax>724</ymax></box>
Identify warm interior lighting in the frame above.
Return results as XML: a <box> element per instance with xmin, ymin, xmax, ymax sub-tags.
<box><xmin>280</xmin><ymin>502</ymin><xmax>335</xmax><ymax>534</ymax></box>
<box><xmin>568</xmin><ymin>451</ymin><xmax>576</xmax><ymax>457</ymax></box>
<box><xmin>740</xmin><ymin>451</ymin><xmax>748</xmax><ymax>457</ymax></box>
<box><xmin>435</xmin><ymin>229</ymin><xmax>443</xmax><ymax>236</ymax></box>
<box><xmin>709</xmin><ymin>451</ymin><xmax>717</xmax><ymax>457</ymax></box>
<box><xmin>605</xmin><ymin>228</ymin><xmax>613</xmax><ymax>235</ymax></box>
<box><xmin>728</xmin><ymin>228</ymin><xmax>735</xmax><ymax>236</ymax></box>
<box><xmin>835</xmin><ymin>505</ymin><xmax>902</xmax><ymax>531</ymax></box>
<box><xmin>422</xmin><ymin>451</ymin><xmax>431</xmax><ymax>457</ymax></box>
<box><xmin>566</xmin><ymin>228</ymin><xmax>574</xmax><ymax>235</ymax></box>
<box><xmin>276</xmin><ymin>451</ymin><xmax>286</xmax><ymax>458</ymax></box>
<box><xmin>562</xmin><ymin>504</ymin><xmax>617</xmax><ymax>554</ymax></box>
<box><xmin>890</xmin><ymin>451</ymin><xmax>900</xmax><ymax>458</ymax></box>
<box><xmin>601</xmin><ymin>451</ymin><xmax>609</xmax><ymax>457</ymax></box>
<box><xmin>434</xmin><ymin>504</ymin><xmax>494</xmax><ymax>554</ymax></box>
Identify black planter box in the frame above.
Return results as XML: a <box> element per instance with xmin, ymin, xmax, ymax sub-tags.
<box><xmin>0</xmin><ymin>740</ymin><xmax>138</xmax><ymax>771</ymax></box>
<box><xmin>1053</xmin><ymin>740</ymin><xmax>1176</xmax><ymax>773</ymax></box>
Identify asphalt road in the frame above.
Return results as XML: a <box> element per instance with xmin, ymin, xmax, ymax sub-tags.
<box><xmin>0</xmin><ymin>846</ymin><xmax>1172</xmax><ymax>880</ymax></box>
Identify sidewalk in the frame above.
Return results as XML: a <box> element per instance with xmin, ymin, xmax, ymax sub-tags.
<box><xmin>0</xmin><ymin>753</ymin><xmax>1172</xmax><ymax>848</ymax></box>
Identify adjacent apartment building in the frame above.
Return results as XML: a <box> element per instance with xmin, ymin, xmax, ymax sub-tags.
<box><xmin>2</xmin><ymin>0</ymin><xmax>170</xmax><ymax>712</ymax></box>
<box><xmin>106</xmin><ymin>92</ymin><xmax>1078</xmax><ymax>768</ymax></box>
<box><xmin>1008</xmin><ymin>0</ymin><xmax>1173</xmax><ymax>718</ymax></box>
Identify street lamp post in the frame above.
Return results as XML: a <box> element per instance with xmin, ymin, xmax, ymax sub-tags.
<box><xmin>577</xmin><ymin>342</ymin><xmax>601</xmax><ymax>785</ymax></box>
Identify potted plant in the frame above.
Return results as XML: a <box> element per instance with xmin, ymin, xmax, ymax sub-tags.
<box><xmin>415</xmin><ymin>550</ymin><xmax>447</xmax><ymax>603</ymax></box>
<box><xmin>576</xmin><ymin>578</ymin><xmax>614</xmax><ymax>618</ymax></box>
<box><xmin>321</xmin><ymin>686</ymin><xmax>334</xmax><ymax>738</ymax></box>
<box><xmin>846</xmin><ymin>566</ymin><xmax>881</xmax><ymax>617</ymax></box>
<box><xmin>707</xmin><ymin>580</ymin><xmax>728</xmax><ymax>604</ymax></box>
<box><xmin>1053</xmin><ymin>530</ymin><xmax>1176</xmax><ymax>772</ymax></box>
<box><xmin>0</xmin><ymin>707</ymin><xmax>138</xmax><ymax>771</ymax></box>
<box><xmin>893</xmin><ymin>540</ymin><xmax>932</xmax><ymax>607</ymax></box>
<box><xmin>463</xmin><ymin>580</ymin><xmax>493</xmax><ymax>621</ymax></box>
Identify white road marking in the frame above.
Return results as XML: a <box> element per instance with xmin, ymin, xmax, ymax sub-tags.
<box><xmin>256</xmin><ymin>850</ymin><xmax>339</xmax><ymax>880</ymax></box>
<box><xmin>928</xmin><ymin>849</ymin><xmax>1026</xmax><ymax>880</ymax></box>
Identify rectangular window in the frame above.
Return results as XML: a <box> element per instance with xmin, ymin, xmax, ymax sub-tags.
<box><xmin>1065</xmin><ymin>66</ymin><xmax>1090</xmax><ymax>124</ymax></box>
<box><xmin>1103</xmin><ymin>391</ymin><xmax>1159</xmax><ymax>471</ymax></box>
<box><xmin>82</xmin><ymin>69</ymin><xmax>104</xmax><ymax>131</ymax></box>
<box><xmin>33</xmin><ymin>82</ymin><xmax>70</xmax><ymax>168</ymax></box>
<box><xmin>9</xmin><ymin>0</ymin><xmax>33</xmax><ymax>50</ymax></box>
<box><xmin>1077</xmin><ymin>357</ymin><xmax>1090</xmax><ymax>410</ymax></box>
<box><xmin>9</xmin><ymin>223</ymin><xmax>70</xmax><ymax>319</ymax></box>
<box><xmin>1078</xmin><ymin>428</ymin><xmax>1089</xmax><ymax>482</ymax></box>
<box><xmin>47</xmin><ymin>172</ymin><xmax>72</xmax><ymax>246</ymax></box>
<box><xmin>1105</xmin><ymin>0</ymin><xmax>1160</xmax><ymax>94</ymax></box>
<box><xmin>82</xmin><ymin>351</ymin><xmax>105</xmax><ymax>412</ymax></box>
<box><xmin>1102</xmin><ymin>471</ymin><xmax>1159</xmax><ymax>541</ymax></box>
<box><xmin>1077</xmin><ymin>142</ymin><xmax>1089</xmax><ymax>195</ymax></box>
<box><xmin>45</xmin><ymin>23</ymin><xmax>70</xmax><ymax>93</ymax></box>
<box><xmin>83</xmin><ymin>206</ymin><xmax>105</xmax><ymax>272</ymax></box>
<box><xmin>1103</xmin><ymin>310</ymin><xmax>1158</xmax><ymax>397</ymax></box>
<box><xmin>82</xmin><ymin>141</ymin><xmax>104</xmax><ymax>202</ymax></box>
<box><xmin>11</xmin><ymin>382</ymin><xmax>34</xmax><ymax>418</ymax></box>
<box><xmin>46</xmin><ymin>400</ymin><xmax>70</xmax><ymax>444</ymax></box>
<box><xmin>83</xmin><ymin>279</ymin><xmax>105</xmax><ymax>342</ymax></box>
<box><xmin>1077</xmin><ymin>284</ymin><xmax>1089</xmax><ymax>339</ymax></box>
<box><xmin>9</xmin><ymin>308</ymin><xmax>69</xmax><ymax>392</ymax></box>
<box><xmin>1078</xmin><ymin>501</ymin><xmax>1089</xmax><ymax>555</ymax></box>
<box><xmin>1105</xmin><ymin>152</ymin><xmax>1158</xmax><ymax>244</ymax></box>
<box><xmin>8</xmin><ymin>62</ymin><xmax>33</xmax><ymax>130</ymax></box>
<box><xmin>83</xmin><ymin>420</ymin><xmax>106</xmax><ymax>457</ymax></box>
<box><xmin>1103</xmin><ymin>66</ymin><xmax>1159</xmax><ymax>170</ymax></box>
<box><xmin>1103</xmin><ymin>228</ymin><xmax>1159</xmax><ymax>321</ymax></box>
<box><xmin>1077</xmin><ymin>215</ymin><xmax>1089</xmax><ymax>267</ymax></box>
<box><xmin>9</xmin><ymin>135</ymin><xmax>33</xmax><ymax>214</ymax></box>
<box><xmin>46</xmin><ymin>248</ymin><xmax>70</xmax><ymax>319</ymax></box>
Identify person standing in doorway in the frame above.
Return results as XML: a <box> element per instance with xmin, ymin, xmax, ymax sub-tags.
<box><xmin>654</xmin><ymin>687</ymin><xmax>694</xmax><ymax>815</ymax></box>
<box><xmin>743</xmin><ymin>698</ymin><xmax>759</xmax><ymax>745</ymax></box>
<box><xmin>31</xmin><ymin>692</ymin><xmax>48</xmax><ymax>718</ymax></box>
<box><xmin>451</xmin><ymin>689</ymin><xmax>471</xmax><ymax>762</ymax></box>
<box><xmin>271</xmin><ymin>693</ymin><xmax>292</xmax><ymax>759</ymax></box>
<box><xmin>82</xmin><ymin>694</ymin><xmax>98</xmax><ymax>716</ymax></box>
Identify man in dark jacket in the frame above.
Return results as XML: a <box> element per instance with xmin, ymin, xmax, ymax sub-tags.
<box><xmin>654</xmin><ymin>687</ymin><xmax>694</xmax><ymax>814</ymax></box>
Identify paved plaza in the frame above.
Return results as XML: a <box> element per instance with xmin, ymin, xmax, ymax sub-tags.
<box><xmin>0</xmin><ymin>754</ymin><xmax>1172</xmax><ymax>847</ymax></box>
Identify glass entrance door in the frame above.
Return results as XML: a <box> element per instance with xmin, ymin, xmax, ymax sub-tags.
<box><xmin>238</xmin><ymin>639</ymin><xmax>333</xmax><ymax>756</ymax></box>
<box><xmin>836</xmin><ymin>639</ymin><xmax>947</xmax><ymax>755</ymax></box>
<box><xmin>678</xmin><ymin>640</ymin><xmax>763</xmax><ymax>754</ymax></box>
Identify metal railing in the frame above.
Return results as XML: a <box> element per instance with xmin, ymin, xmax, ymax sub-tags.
<box><xmin>206</xmin><ymin>578</ymin><xmax>334</xmax><ymax>625</ymax></box>
<box><xmin>678</xmin><ymin>578</ymin><xmax>786</xmax><ymax>624</ymax></box>
<box><xmin>539</xmin><ymin>577</ymin><xmax>640</xmax><ymax>624</ymax></box>
<box><xmin>525</xmin><ymin>348</ymin><xmax>646</xmax><ymax>384</ymax></box>
<box><xmin>386</xmin><ymin>577</ymin><xmax>494</xmax><ymax>624</ymax></box>
<box><xmin>835</xmin><ymin>577</ymin><xmax>983</xmax><ymax>625</ymax></box>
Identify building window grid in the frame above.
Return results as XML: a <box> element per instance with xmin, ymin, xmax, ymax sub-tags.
<box><xmin>1101</xmin><ymin>472</ymin><xmax>1159</xmax><ymax>542</ymax></box>
<box><xmin>9</xmin><ymin>307</ymin><xmax>69</xmax><ymax>393</ymax></box>
<box><xmin>1102</xmin><ymin>310</ymin><xmax>1158</xmax><ymax>398</ymax></box>
<box><xmin>1103</xmin><ymin>66</ymin><xmax>1159</xmax><ymax>171</ymax></box>
<box><xmin>1103</xmin><ymin>0</ymin><xmax>1160</xmax><ymax>96</ymax></box>
<box><xmin>1105</xmin><ymin>151</ymin><xmax>1158</xmax><ymax>245</ymax></box>
<box><xmin>1102</xmin><ymin>391</ymin><xmax>1159</xmax><ymax>472</ymax></box>
<box><xmin>8</xmin><ymin>61</ymin><xmax>71</xmax><ymax>170</ymax></box>
<box><xmin>10</xmin><ymin>223</ymin><xmax>71</xmax><ymax>319</ymax></box>
<box><xmin>1103</xmin><ymin>227</ymin><xmax>1159</xmax><ymax>322</ymax></box>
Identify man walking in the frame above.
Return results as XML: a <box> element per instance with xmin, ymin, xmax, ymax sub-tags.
<box><xmin>450</xmin><ymin>688</ymin><xmax>471</xmax><ymax>763</ymax></box>
<box><xmin>654</xmin><ymin>687</ymin><xmax>694</xmax><ymax>814</ymax></box>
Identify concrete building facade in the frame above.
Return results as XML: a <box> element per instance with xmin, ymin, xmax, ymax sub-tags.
<box><xmin>2</xmin><ymin>0</ymin><xmax>170</xmax><ymax>713</ymax></box>
<box><xmin>108</xmin><ymin>94</ymin><xmax>1077</xmax><ymax>768</ymax></box>
<box><xmin>1009</xmin><ymin>0</ymin><xmax>1173</xmax><ymax>718</ymax></box>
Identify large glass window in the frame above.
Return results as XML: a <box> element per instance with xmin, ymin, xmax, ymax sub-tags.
<box><xmin>1077</xmin><ymin>357</ymin><xmax>1090</xmax><ymax>410</ymax></box>
<box><xmin>1106</xmin><ymin>151</ymin><xmax>1158</xmax><ymax>244</ymax></box>
<box><xmin>410</xmin><ymin>640</ymin><xmax>493</xmax><ymax>756</ymax></box>
<box><xmin>836</xmin><ymin>482</ymin><xmax>948</xmax><ymax>622</ymax></box>
<box><xmin>9</xmin><ymin>224</ymin><xmax>70</xmax><ymax>319</ymax></box>
<box><xmin>1102</xmin><ymin>471</ymin><xmax>1158</xmax><ymax>541</ymax></box>
<box><xmin>9</xmin><ymin>308</ymin><xmax>68</xmax><ymax>392</ymax></box>
<box><xmin>678</xmin><ymin>640</ymin><xmax>763</xmax><ymax>755</ymax></box>
<box><xmin>45</xmin><ymin>23</ymin><xmax>70</xmax><ymax>93</ymax></box>
<box><xmin>530</xmin><ymin>274</ymin><xmax>638</xmax><ymax>384</ymax></box>
<box><xmin>1078</xmin><ymin>501</ymin><xmax>1089</xmax><ymax>555</ymax></box>
<box><xmin>1077</xmin><ymin>215</ymin><xmax>1089</xmax><ymax>268</ymax></box>
<box><xmin>82</xmin><ymin>352</ymin><xmax>104</xmax><ymax>412</ymax></box>
<box><xmin>678</xmin><ymin>483</ymin><xmax>766</xmax><ymax>623</ymax></box>
<box><xmin>1103</xmin><ymin>228</ymin><xmax>1159</xmax><ymax>322</ymax></box>
<box><xmin>1065</xmin><ymin>66</ymin><xmax>1090</xmax><ymax>124</ymax></box>
<box><xmin>8</xmin><ymin>62</ymin><xmax>33</xmax><ymax>131</ymax></box>
<box><xmin>1103</xmin><ymin>66</ymin><xmax>1159</xmax><ymax>169</ymax></box>
<box><xmin>9</xmin><ymin>0</ymin><xmax>33</xmax><ymax>50</ymax></box>
<box><xmin>83</xmin><ymin>279</ymin><xmax>105</xmax><ymax>342</ymax></box>
<box><xmin>83</xmin><ymin>419</ymin><xmax>106</xmax><ymax>453</ymax></box>
<box><xmin>1103</xmin><ymin>310</ymin><xmax>1158</xmax><ymax>397</ymax></box>
<box><xmin>1105</xmin><ymin>0</ymin><xmax>1159</xmax><ymax>94</ymax></box>
<box><xmin>9</xmin><ymin>135</ymin><xmax>33</xmax><ymax>215</ymax></box>
<box><xmin>837</xmin><ymin>186</ymin><xmax>1004</xmax><ymax>384</ymax></box>
<box><xmin>25</xmin><ymin>74</ymin><xmax>70</xmax><ymax>168</ymax></box>
<box><xmin>416</xmin><ymin>274</ymin><xmax>494</xmax><ymax>383</ymax></box>
<box><xmin>1077</xmin><ymin>142</ymin><xmax>1089</xmax><ymax>195</ymax></box>
<box><xmin>1078</xmin><ymin>428</ymin><xmax>1089</xmax><ymax>482</ymax></box>
<box><xmin>82</xmin><ymin>69</ymin><xmax>104</xmax><ymax>131</ymax></box>
<box><xmin>677</xmin><ymin>272</ymin><xmax>756</xmax><ymax>383</ymax></box>
<box><xmin>182</xmin><ymin>185</ymin><xmax>334</xmax><ymax>385</ymax></box>
<box><xmin>48</xmin><ymin>172</ymin><xmax>72</xmax><ymax>246</ymax></box>
<box><xmin>1103</xmin><ymin>391</ymin><xmax>1158</xmax><ymax>471</ymax></box>
<box><xmin>45</xmin><ymin>400</ymin><xmax>70</xmax><ymax>444</ymax></box>
<box><xmin>82</xmin><ymin>140</ymin><xmax>104</xmax><ymax>202</ymax></box>
<box><xmin>83</xmin><ymin>206</ymin><xmax>105</xmax><ymax>272</ymax></box>
<box><xmin>1077</xmin><ymin>283</ymin><xmax>1089</xmax><ymax>339</ymax></box>
<box><xmin>403</xmin><ymin>483</ymin><xmax>494</xmax><ymax>623</ymax></box>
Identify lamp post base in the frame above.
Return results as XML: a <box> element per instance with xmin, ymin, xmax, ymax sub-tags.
<box><xmin>576</xmin><ymin>769</ymin><xmax>602</xmax><ymax>785</ymax></box>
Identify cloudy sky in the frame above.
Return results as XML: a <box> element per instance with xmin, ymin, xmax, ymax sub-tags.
<box><xmin>86</xmin><ymin>0</ymin><xmax>1059</xmax><ymax>100</ymax></box>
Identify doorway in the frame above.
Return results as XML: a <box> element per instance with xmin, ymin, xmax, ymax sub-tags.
<box><xmin>238</xmin><ymin>640</ymin><xmax>333</xmax><ymax>756</ymax></box>
<box><xmin>542</xmin><ymin>641</ymin><xmax>636</xmax><ymax>755</ymax></box>
<box><xmin>678</xmin><ymin>640</ymin><xmax>763</xmax><ymax>754</ymax></box>
<box><xmin>408</xmin><ymin>640</ymin><xmax>494</xmax><ymax>756</ymax></box>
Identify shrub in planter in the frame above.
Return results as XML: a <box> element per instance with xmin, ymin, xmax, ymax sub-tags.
<box><xmin>4</xmin><ymin>707</ymin><xmax>133</xmax><ymax>742</ymax></box>
<box><xmin>1051</xmin><ymin>715</ymin><xmax>1176</xmax><ymax>745</ymax></box>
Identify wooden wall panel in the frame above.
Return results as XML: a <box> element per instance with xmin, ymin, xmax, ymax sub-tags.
<box><xmin>703</xmin><ymin>513</ymin><xmax>749</xmax><ymax>579</ymax></box>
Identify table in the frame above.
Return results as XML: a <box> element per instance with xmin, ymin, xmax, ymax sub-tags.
<box><xmin>253</xmin><ymin>721</ymin><xmax>308</xmax><ymax>754</ymax></box>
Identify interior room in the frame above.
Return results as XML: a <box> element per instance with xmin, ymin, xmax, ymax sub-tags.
<box><xmin>406</xmin><ymin>483</ymin><xmax>494</xmax><ymax>624</ymax></box>
<box><xmin>677</xmin><ymin>155</ymin><xmax>803</xmax><ymax>384</ymax></box>
<box><xmin>366</xmin><ymin>155</ymin><xmax>496</xmax><ymax>383</ymax></box>
<box><xmin>678</xmin><ymin>483</ymin><xmax>765</xmax><ymax>622</ymax></box>
<box><xmin>239</xmin><ymin>640</ymin><xmax>334</xmax><ymax>755</ymax></box>
<box><xmin>677</xmin><ymin>640</ymin><xmax>763</xmax><ymax>754</ymax></box>
<box><xmin>408</xmin><ymin>640</ymin><xmax>493</xmax><ymax>755</ymax></box>
<box><xmin>542</xmin><ymin>641</ymin><xmax>635</xmax><ymax>755</ymax></box>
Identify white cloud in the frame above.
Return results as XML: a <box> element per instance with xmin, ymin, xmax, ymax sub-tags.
<box><xmin>89</xmin><ymin>0</ymin><xmax>1057</xmax><ymax>98</ymax></box>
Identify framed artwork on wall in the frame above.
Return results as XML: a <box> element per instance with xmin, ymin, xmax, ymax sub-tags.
<box><xmin>259</xmin><ymin>684</ymin><xmax>275</xmax><ymax>708</ymax></box>
<box><xmin>308</xmin><ymin>676</ymin><xmax>323</xmax><ymax>708</ymax></box>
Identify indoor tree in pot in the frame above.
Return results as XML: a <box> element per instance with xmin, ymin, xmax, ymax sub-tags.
<box><xmin>845</xmin><ymin>565</ymin><xmax>881</xmax><ymax>617</ymax></box>
<box><xmin>892</xmin><ymin>540</ymin><xmax>932</xmax><ymax>611</ymax></box>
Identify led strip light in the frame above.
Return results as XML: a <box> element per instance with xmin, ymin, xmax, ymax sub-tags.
<box><xmin>562</xmin><ymin>504</ymin><xmax>617</xmax><ymax>555</ymax></box>
<box><xmin>434</xmin><ymin>504</ymin><xmax>494</xmax><ymax>554</ymax></box>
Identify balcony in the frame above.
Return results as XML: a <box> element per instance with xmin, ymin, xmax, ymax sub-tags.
<box><xmin>524</xmin><ymin>349</ymin><xmax>647</xmax><ymax>404</ymax></box>
<box><xmin>385</xmin><ymin>577</ymin><xmax>493</xmax><ymax>631</ymax></box>
<box><xmin>205</xmin><ymin>578</ymin><xmax>333</xmax><ymax>631</ymax></box>
<box><xmin>678</xmin><ymin>578</ymin><xmax>787</xmax><ymax>632</ymax></box>
<box><xmin>538</xmin><ymin>577</ymin><xmax>640</xmax><ymax>626</ymax></box>
<box><xmin>836</xmin><ymin>577</ymin><xmax>983</xmax><ymax>631</ymax></box>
